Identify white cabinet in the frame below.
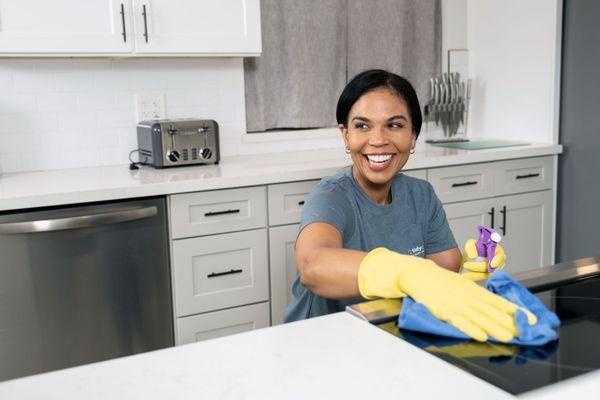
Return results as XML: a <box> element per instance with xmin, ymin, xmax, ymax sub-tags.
<box><xmin>268</xmin><ymin>224</ymin><xmax>299</xmax><ymax>325</ymax></box>
<box><xmin>177</xmin><ymin>302</ymin><xmax>269</xmax><ymax>345</ymax></box>
<box><xmin>433</xmin><ymin>156</ymin><xmax>556</xmax><ymax>273</ymax></box>
<box><xmin>444</xmin><ymin>198</ymin><xmax>494</xmax><ymax>253</ymax></box>
<box><xmin>0</xmin><ymin>0</ymin><xmax>261</xmax><ymax>56</ymax></box>
<box><xmin>0</xmin><ymin>0</ymin><xmax>132</xmax><ymax>54</ymax></box>
<box><xmin>494</xmin><ymin>191</ymin><xmax>554</xmax><ymax>273</ymax></box>
<box><xmin>132</xmin><ymin>0</ymin><xmax>261</xmax><ymax>55</ymax></box>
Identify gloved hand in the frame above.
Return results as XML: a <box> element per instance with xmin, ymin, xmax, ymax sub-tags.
<box><xmin>461</xmin><ymin>239</ymin><xmax>507</xmax><ymax>281</ymax></box>
<box><xmin>357</xmin><ymin>248</ymin><xmax>537</xmax><ymax>342</ymax></box>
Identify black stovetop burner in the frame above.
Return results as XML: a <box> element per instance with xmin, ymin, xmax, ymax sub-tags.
<box><xmin>347</xmin><ymin>257</ymin><xmax>600</xmax><ymax>395</ymax></box>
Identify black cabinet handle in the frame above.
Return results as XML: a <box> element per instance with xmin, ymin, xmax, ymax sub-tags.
<box><xmin>207</xmin><ymin>268</ymin><xmax>243</xmax><ymax>278</ymax></box>
<box><xmin>452</xmin><ymin>181</ymin><xmax>478</xmax><ymax>188</ymax></box>
<box><xmin>142</xmin><ymin>4</ymin><xmax>149</xmax><ymax>43</ymax></box>
<box><xmin>298</xmin><ymin>200</ymin><xmax>305</xmax><ymax>206</ymax></box>
<box><xmin>516</xmin><ymin>173</ymin><xmax>540</xmax><ymax>180</ymax></box>
<box><xmin>204</xmin><ymin>209</ymin><xmax>240</xmax><ymax>217</ymax></box>
<box><xmin>499</xmin><ymin>205</ymin><xmax>507</xmax><ymax>235</ymax></box>
<box><xmin>120</xmin><ymin>3</ymin><xmax>127</xmax><ymax>42</ymax></box>
<box><xmin>488</xmin><ymin>207</ymin><xmax>495</xmax><ymax>229</ymax></box>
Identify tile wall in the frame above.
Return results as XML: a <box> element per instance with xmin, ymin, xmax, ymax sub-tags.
<box><xmin>0</xmin><ymin>58</ymin><xmax>342</xmax><ymax>173</ymax></box>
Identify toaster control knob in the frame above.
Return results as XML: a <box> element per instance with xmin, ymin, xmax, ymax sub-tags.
<box><xmin>200</xmin><ymin>148</ymin><xmax>212</xmax><ymax>160</ymax></box>
<box><xmin>167</xmin><ymin>150</ymin><xmax>180</xmax><ymax>163</ymax></box>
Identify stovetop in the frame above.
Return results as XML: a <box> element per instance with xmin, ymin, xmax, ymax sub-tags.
<box><xmin>346</xmin><ymin>256</ymin><xmax>600</xmax><ymax>395</ymax></box>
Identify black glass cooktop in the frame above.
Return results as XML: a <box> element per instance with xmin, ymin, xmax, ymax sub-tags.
<box><xmin>372</xmin><ymin>278</ymin><xmax>600</xmax><ymax>395</ymax></box>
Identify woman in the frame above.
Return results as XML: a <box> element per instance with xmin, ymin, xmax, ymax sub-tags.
<box><xmin>284</xmin><ymin>69</ymin><xmax>535</xmax><ymax>342</ymax></box>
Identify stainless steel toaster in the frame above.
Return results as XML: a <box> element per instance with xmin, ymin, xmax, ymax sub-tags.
<box><xmin>136</xmin><ymin>118</ymin><xmax>220</xmax><ymax>168</ymax></box>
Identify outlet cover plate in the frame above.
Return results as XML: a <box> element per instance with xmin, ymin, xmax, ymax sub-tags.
<box><xmin>135</xmin><ymin>93</ymin><xmax>166</xmax><ymax>122</ymax></box>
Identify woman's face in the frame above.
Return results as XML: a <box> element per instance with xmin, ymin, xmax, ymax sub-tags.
<box><xmin>340</xmin><ymin>88</ymin><xmax>416</xmax><ymax>188</ymax></box>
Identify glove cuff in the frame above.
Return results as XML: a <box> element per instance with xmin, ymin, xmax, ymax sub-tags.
<box><xmin>357</xmin><ymin>247</ymin><xmax>408</xmax><ymax>299</ymax></box>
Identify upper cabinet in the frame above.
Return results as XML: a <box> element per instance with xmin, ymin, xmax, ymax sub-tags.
<box><xmin>0</xmin><ymin>0</ymin><xmax>261</xmax><ymax>56</ymax></box>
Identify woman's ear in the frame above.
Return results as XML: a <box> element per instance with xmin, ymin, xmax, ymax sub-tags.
<box><xmin>339</xmin><ymin>123</ymin><xmax>349</xmax><ymax>146</ymax></box>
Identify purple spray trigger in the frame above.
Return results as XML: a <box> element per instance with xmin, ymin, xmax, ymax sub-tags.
<box><xmin>475</xmin><ymin>225</ymin><xmax>502</xmax><ymax>273</ymax></box>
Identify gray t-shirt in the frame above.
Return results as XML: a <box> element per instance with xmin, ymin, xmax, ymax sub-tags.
<box><xmin>283</xmin><ymin>167</ymin><xmax>457</xmax><ymax>323</ymax></box>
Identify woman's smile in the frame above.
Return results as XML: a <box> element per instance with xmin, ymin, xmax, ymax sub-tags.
<box><xmin>363</xmin><ymin>153</ymin><xmax>396</xmax><ymax>172</ymax></box>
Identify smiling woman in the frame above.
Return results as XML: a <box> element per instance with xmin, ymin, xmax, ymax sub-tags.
<box><xmin>283</xmin><ymin>70</ymin><xmax>530</xmax><ymax>343</ymax></box>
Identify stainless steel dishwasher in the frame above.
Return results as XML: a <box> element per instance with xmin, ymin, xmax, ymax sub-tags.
<box><xmin>0</xmin><ymin>197</ymin><xmax>173</xmax><ymax>382</ymax></box>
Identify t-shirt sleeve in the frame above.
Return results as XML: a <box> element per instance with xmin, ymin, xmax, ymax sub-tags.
<box><xmin>424</xmin><ymin>182</ymin><xmax>457</xmax><ymax>254</ymax></box>
<box><xmin>299</xmin><ymin>182</ymin><xmax>355</xmax><ymax>239</ymax></box>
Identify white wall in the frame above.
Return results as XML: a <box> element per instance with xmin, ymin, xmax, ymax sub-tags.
<box><xmin>0</xmin><ymin>58</ymin><xmax>342</xmax><ymax>173</ymax></box>
<box><xmin>466</xmin><ymin>0</ymin><xmax>562</xmax><ymax>143</ymax></box>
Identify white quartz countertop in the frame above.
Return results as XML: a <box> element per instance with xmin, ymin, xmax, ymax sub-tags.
<box><xmin>0</xmin><ymin>142</ymin><xmax>562</xmax><ymax>211</ymax></box>
<box><xmin>0</xmin><ymin>311</ymin><xmax>597</xmax><ymax>399</ymax></box>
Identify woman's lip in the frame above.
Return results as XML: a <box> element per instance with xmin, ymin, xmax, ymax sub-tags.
<box><xmin>363</xmin><ymin>154</ymin><xmax>395</xmax><ymax>172</ymax></box>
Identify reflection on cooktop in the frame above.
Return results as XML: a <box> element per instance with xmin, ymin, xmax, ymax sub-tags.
<box><xmin>375</xmin><ymin>278</ymin><xmax>600</xmax><ymax>395</ymax></box>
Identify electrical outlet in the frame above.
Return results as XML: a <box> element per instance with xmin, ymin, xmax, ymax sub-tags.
<box><xmin>135</xmin><ymin>93</ymin><xmax>166</xmax><ymax>122</ymax></box>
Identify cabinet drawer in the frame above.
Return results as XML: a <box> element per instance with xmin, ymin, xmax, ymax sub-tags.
<box><xmin>176</xmin><ymin>302</ymin><xmax>270</xmax><ymax>345</ymax></box>
<box><xmin>170</xmin><ymin>186</ymin><xmax>266</xmax><ymax>238</ymax></box>
<box><xmin>267</xmin><ymin>180</ymin><xmax>319</xmax><ymax>226</ymax></box>
<box><xmin>494</xmin><ymin>156</ymin><xmax>553</xmax><ymax>196</ymax></box>
<box><xmin>428</xmin><ymin>162</ymin><xmax>495</xmax><ymax>203</ymax></box>
<box><xmin>172</xmin><ymin>229</ymin><xmax>269</xmax><ymax>316</ymax></box>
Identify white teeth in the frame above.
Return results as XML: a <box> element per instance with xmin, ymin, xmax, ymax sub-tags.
<box><xmin>366</xmin><ymin>154</ymin><xmax>393</xmax><ymax>163</ymax></box>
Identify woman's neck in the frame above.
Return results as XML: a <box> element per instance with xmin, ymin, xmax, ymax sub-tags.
<box><xmin>351</xmin><ymin>168</ymin><xmax>393</xmax><ymax>206</ymax></box>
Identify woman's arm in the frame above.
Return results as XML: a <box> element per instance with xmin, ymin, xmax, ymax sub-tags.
<box><xmin>295</xmin><ymin>222</ymin><xmax>367</xmax><ymax>299</ymax></box>
<box><xmin>426</xmin><ymin>246</ymin><xmax>462</xmax><ymax>273</ymax></box>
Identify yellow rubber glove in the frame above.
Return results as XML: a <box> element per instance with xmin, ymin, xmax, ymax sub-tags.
<box><xmin>461</xmin><ymin>239</ymin><xmax>507</xmax><ymax>281</ymax></box>
<box><xmin>357</xmin><ymin>248</ymin><xmax>537</xmax><ymax>342</ymax></box>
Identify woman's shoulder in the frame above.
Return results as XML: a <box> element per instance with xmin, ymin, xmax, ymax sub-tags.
<box><xmin>315</xmin><ymin>167</ymin><xmax>354</xmax><ymax>194</ymax></box>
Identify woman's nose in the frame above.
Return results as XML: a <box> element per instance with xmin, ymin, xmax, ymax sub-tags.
<box><xmin>369</xmin><ymin>126</ymin><xmax>388</xmax><ymax>146</ymax></box>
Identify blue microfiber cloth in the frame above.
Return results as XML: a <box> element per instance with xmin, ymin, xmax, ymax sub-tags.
<box><xmin>397</xmin><ymin>270</ymin><xmax>560</xmax><ymax>345</ymax></box>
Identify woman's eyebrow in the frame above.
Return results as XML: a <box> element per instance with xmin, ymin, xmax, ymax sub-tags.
<box><xmin>388</xmin><ymin>115</ymin><xmax>408</xmax><ymax>122</ymax></box>
<box><xmin>351</xmin><ymin>116</ymin><xmax>370</xmax><ymax>122</ymax></box>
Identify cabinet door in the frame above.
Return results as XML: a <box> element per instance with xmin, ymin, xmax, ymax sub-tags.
<box><xmin>0</xmin><ymin>0</ymin><xmax>133</xmax><ymax>54</ymax></box>
<box><xmin>494</xmin><ymin>191</ymin><xmax>553</xmax><ymax>274</ymax></box>
<box><xmin>176</xmin><ymin>302</ymin><xmax>269</xmax><ymax>345</ymax></box>
<box><xmin>443</xmin><ymin>199</ymin><xmax>494</xmax><ymax>253</ymax></box>
<box><xmin>268</xmin><ymin>224</ymin><xmax>299</xmax><ymax>325</ymax></box>
<box><xmin>132</xmin><ymin>0</ymin><xmax>261</xmax><ymax>55</ymax></box>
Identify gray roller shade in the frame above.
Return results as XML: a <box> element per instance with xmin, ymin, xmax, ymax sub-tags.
<box><xmin>244</xmin><ymin>0</ymin><xmax>347</xmax><ymax>132</ymax></box>
<box><xmin>347</xmin><ymin>0</ymin><xmax>442</xmax><ymax>104</ymax></box>
<box><xmin>244</xmin><ymin>0</ymin><xmax>441</xmax><ymax>133</ymax></box>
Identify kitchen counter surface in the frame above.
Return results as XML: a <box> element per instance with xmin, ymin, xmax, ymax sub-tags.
<box><xmin>0</xmin><ymin>142</ymin><xmax>562</xmax><ymax>211</ymax></box>
<box><xmin>0</xmin><ymin>311</ymin><xmax>596</xmax><ymax>399</ymax></box>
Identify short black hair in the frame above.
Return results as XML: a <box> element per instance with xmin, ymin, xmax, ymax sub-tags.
<box><xmin>336</xmin><ymin>69</ymin><xmax>422</xmax><ymax>137</ymax></box>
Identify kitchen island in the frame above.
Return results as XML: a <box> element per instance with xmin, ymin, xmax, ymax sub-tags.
<box><xmin>0</xmin><ymin>310</ymin><xmax>597</xmax><ymax>399</ymax></box>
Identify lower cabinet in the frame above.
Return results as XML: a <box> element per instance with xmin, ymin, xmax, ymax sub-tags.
<box><xmin>268</xmin><ymin>224</ymin><xmax>300</xmax><ymax>325</ymax></box>
<box><xmin>176</xmin><ymin>302</ymin><xmax>270</xmax><ymax>345</ymax></box>
<box><xmin>444</xmin><ymin>190</ymin><xmax>553</xmax><ymax>274</ymax></box>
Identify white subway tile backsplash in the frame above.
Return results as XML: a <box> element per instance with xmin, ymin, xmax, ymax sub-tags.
<box><xmin>0</xmin><ymin>94</ymin><xmax>36</xmax><ymax>111</ymax></box>
<box><xmin>0</xmin><ymin>113</ymin><xmax>18</xmax><ymax>134</ymax></box>
<box><xmin>0</xmin><ymin>74</ymin><xmax>14</xmax><ymax>93</ymax></box>
<box><xmin>37</xmin><ymin>93</ymin><xmax>78</xmax><ymax>111</ymax></box>
<box><xmin>13</xmin><ymin>72</ymin><xmax>54</xmax><ymax>93</ymax></box>
<box><xmin>0</xmin><ymin>153</ymin><xmax>22</xmax><ymax>173</ymax></box>
<box><xmin>0</xmin><ymin>57</ymin><xmax>339</xmax><ymax>173</ymax></box>
<box><xmin>57</xmin><ymin>111</ymin><xmax>96</xmax><ymax>131</ymax></box>
<box><xmin>17</xmin><ymin>112</ymin><xmax>59</xmax><ymax>133</ymax></box>
<box><xmin>77</xmin><ymin>93</ymin><xmax>115</xmax><ymax>110</ymax></box>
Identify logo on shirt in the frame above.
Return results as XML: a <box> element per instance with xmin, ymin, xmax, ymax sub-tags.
<box><xmin>407</xmin><ymin>245</ymin><xmax>424</xmax><ymax>257</ymax></box>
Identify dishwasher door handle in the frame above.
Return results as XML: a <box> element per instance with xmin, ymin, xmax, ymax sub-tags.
<box><xmin>0</xmin><ymin>206</ymin><xmax>157</xmax><ymax>234</ymax></box>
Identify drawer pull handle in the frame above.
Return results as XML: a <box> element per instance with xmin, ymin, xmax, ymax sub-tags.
<box><xmin>204</xmin><ymin>209</ymin><xmax>241</xmax><ymax>217</ymax></box>
<box><xmin>207</xmin><ymin>268</ymin><xmax>243</xmax><ymax>278</ymax></box>
<box><xmin>499</xmin><ymin>205</ymin><xmax>507</xmax><ymax>235</ymax></box>
<box><xmin>488</xmin><ymin>207</ymin><xmax>495</xmax><ymax>229</ymax></box>
<box><xmin>298</xmin><ymin>200</ymin><xmax>305</xmax><ymax>206</ymax></box>
<box><xmin>452</xmin><ymin>181</ymin><xmax>478</xmax><ymax>188</ymax></box>
<box><xmin>516</xmin><ymin>173</ymin><xmax>540</xmax><ymax>180</ymax></box>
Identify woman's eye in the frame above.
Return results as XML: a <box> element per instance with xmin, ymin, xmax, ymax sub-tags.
<box><xmin>389</xmin><ymin>123</ymin><xmax>404</xmax><ymax>129</ymax></box>
<box><xmin>354</xmin><ymin>123</ymin><xmax>368</xmax><ymax>129</ymax></box>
